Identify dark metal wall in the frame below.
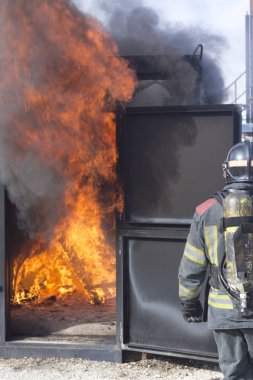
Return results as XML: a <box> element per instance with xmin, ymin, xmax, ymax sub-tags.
<box><xmin>119</xmin><ymin>105</ymin><xmax>240</xmax><ymax>224</ymax></box>
<box><xmin>117</xmin><ymin>105</ymin><xmax>241</xmax><ymax>360</ymax></box>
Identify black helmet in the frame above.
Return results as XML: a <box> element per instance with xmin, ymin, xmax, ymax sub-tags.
<box><xmin>223</xmin><ymin>140</ymin><xmax>253</xmax><ymax>184</ymax></box>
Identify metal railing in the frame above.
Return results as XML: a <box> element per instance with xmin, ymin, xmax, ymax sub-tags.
<box><xmin>224</xmin><ymin>71</ymin><xmax>246</xmax><ymax>104</ymax></box>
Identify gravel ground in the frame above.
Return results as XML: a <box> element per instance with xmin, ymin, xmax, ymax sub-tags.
<box><xmin>0</xmin><ymin>356</ymin><xmax>222</xmax><ymax>380</ymax></box>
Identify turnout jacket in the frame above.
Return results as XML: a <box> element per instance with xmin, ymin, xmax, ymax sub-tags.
<box><xmin>178</xmin><ymin>187</ymin><xmax>253</xmax><ymax>329</ymax></box>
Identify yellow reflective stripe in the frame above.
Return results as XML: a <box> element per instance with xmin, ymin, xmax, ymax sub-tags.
<box><xmin>213</xmin><ymin>226</ymin><xmax>218</xmax><ymax>266</ymax></box>
<box><xmin>208</xmin><ymin>288</ymin><xmax>234</xmax><ymax>310</ymax></box>
<box><xmin>204</xmin><ymin>227</ymin><xmax>213</xmax><ymax>264</ymax></box>
<box><xmin>184</xmin><ymin>242</ymin><xmax>206</xmax><ymax>266</ymax></box>
<box><xmin>208</xmin><ymin>299</ymin><xmax>234</xmax><ymax>309</ymax></box>
<box><xmin>186</xmin><ymin>242</ymin><xmax>203</xmax><ymax>256</ymax></box>
<box><xmin>184</xmin><ymin>251</ymin><xmax>206</xmax><ymax>266</ymax></box>
<box><xmin>204</xmin><ymin>226</ymin><xmax>218</xmax><ymax>266</ymax></box>
<box><xmin>210</xmin><ymin>288</ymin><xmax>230</xmax><ymax>298</ymax></box>
<box><xmin>179</xmin><ymin>283</ymin><xmax>200</xmax><ymax>299</ymax></box>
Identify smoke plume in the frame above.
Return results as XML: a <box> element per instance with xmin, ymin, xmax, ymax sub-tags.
<box><xmin>75</xmin><ymin>0</ymin><xmax>228</xmax><ymax>104</ymax></box>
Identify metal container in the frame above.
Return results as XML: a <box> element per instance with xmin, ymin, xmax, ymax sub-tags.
<box><xmin>117</xmin><ymin>104</ymin><xmax>241</xmax><ymax>361</ymax></box>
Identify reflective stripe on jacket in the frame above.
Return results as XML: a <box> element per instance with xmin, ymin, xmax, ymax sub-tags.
<box><xmin>178</xmin><ymin>195</ymin><xmax>253</xmax><ymax>329</ymax></box>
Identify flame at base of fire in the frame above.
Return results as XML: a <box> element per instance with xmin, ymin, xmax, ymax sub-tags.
<box><xmin>12</xmin><ymin>241</ymin><xmax>116</xmax><ymax>305</ymax></box>
<box><xmin>12</xmin><ymin>191</ymin><xmax>117</xmax><ymax>306</ymax></box>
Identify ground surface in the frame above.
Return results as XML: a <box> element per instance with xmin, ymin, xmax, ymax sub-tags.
<box><xmin>8</xmin><ymin>298</ymin><xmax>222</xmax><ymax>379</ymax></box>
<box><xmin>10</xmin><ymin>296</ymin><xmax>116</xmax><ymax>336</ymax></box>
<box><xmin>0</xmin><ymin>356</ymin><xmax>222</xmax><ymax>380</ymax></box>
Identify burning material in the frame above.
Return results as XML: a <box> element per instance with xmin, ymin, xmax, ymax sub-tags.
<box><xmin>0</xmin><ymin>0</ymin><xmax>136</xmax><ymax>305</ymax></box>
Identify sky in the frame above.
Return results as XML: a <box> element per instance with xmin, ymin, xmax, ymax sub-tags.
<box><xmin>75</xmin><ymin>0</ymin><xmax>250</xmax><ymax>104</ymax></box>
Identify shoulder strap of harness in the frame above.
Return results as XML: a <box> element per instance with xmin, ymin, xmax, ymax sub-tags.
<box><xmin>204</xmin><ymin>191</ymin><xmax>225</xmax><ymax>308</ymax></box>
<box><xmin>213</xmin><ymin>191</ymin><xmax>226</xmax><ymax>205</ymax></box>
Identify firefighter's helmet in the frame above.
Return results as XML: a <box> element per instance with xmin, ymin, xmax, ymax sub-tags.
<box><xmin>223</xmin><ymin>140</ymin><xmax>253</xmax><ymax>184</ymax></box>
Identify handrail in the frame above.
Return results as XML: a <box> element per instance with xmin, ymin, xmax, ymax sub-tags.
<box><xmin>224</xmin><ymin>71</ymin><xmax>246</xmax><ymax>104</ymax></box>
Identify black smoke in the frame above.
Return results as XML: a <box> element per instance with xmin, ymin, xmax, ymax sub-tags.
<box><xmin>75</xmin><ymin>0</ymin><xmax>228</xmax><ymax>105</ymax></box>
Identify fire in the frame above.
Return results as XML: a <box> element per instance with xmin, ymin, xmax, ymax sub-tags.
<box><xmin>0</xmin><ymin>0</ymin><xmax>136</xmax><ymax>304</ymax></box>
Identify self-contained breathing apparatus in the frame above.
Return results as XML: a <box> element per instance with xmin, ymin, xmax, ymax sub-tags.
<box><xmin>214</xmin><ymin>140</ymin><xmax>253</xmax><ymax>317</ymax></box>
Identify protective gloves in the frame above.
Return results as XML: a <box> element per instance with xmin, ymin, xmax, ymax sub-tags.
<box><xmin>181</xmin><ymin>300</ymin><xmax>203</xmax><ymax>323</ymax></box>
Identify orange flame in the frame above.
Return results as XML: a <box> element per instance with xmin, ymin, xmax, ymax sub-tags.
<box><xmin>0</xmin><ymin>0</ymin><xmax>136</xmax><ymax>304</ymax></box>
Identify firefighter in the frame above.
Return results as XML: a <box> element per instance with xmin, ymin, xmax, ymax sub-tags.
<box><xmin>178</xmin><ymin>139</ymin><xmax>253</xmax><ymax>380</ymax></box>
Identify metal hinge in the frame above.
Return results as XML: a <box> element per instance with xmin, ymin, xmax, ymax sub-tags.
<box><xmin>120</xmin><ymin>322</ymin><xmax>123</xmax><ymax>343</ymax></box>
<box><xmin>118</xmin><ymin>235</ymin><xmax>122</xmax><ymax>255</ymax></box>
